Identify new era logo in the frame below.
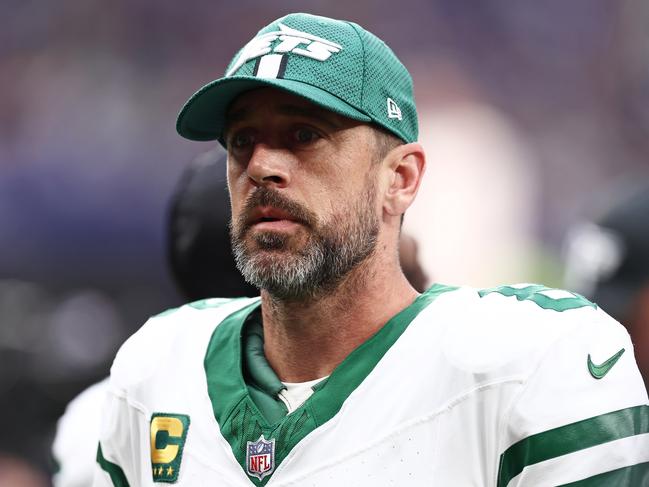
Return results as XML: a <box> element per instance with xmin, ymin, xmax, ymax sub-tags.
<box><xmin>387</xmin><ymin>98</ymin><xmax>402</xmax><ymax>120</ymax></box>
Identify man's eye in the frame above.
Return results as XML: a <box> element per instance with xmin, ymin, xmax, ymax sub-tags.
<box><xmin>230</xmin><ymin>132</ymin><xmax>253</xmax><ymax>149</ymax></box>
<box><xmin>294</xmin><ymin>128</ymin><xmax>319</xmax><ymax>144</ymax></box>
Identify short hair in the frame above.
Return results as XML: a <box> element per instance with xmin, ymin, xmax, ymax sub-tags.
<box><xmin>372</xmin><ymin>125</ymin><xmax>404</xmax><ymax>163</ymax></box>
<box><xmin>368</xmin><ymin>126</ymin><xmax>408</xmax><ymax>226</ymax></box>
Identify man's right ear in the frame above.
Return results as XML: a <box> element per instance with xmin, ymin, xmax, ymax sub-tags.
<box><xmin>382</xmin><ymin>142</ymin><xmax>426</xmax><ymax>218</ymax></box>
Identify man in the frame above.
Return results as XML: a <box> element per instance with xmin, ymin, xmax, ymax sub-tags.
<box><xmin>564</xmin><ymin>179</ymin><xmax>649</xmax><ymax>390</ymax></box>
<box><xmin>95</xmin><ymin>13</ymin><xmax>649</xmax><ymax>486</ymax></box>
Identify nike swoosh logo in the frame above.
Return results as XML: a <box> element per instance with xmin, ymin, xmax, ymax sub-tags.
<box><xmin>588</xmin><ymin>348</ymin><xmax>625</xmax><ymax>379</ymax></box>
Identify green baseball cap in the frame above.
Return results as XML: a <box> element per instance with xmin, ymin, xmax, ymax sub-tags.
<box><xmin>176</xmin><ymin>12</ymin><xmax>418</xmax><ymax>144</ymax></box>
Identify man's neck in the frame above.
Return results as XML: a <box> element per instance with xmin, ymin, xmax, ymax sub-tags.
<box><xmin>260</xmin><ymin>254</ymin><xmax>419</xmax><ymax>383</ymax></box>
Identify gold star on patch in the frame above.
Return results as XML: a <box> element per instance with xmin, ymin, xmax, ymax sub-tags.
<box><xmin>166</xmin><ymin>466</ymin><xmax>174</xmax><ymax>476</ymax></box>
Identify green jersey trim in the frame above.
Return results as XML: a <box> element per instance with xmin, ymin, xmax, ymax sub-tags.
<box><xmin>243</xmin><ymin>314</ymin><xmax>290</xmax><ymax>423</ymax></box>
<box><xmin>557</xmin><ymin>461</ymin><xmax>649</xmax><ymax>486</ymax></box>
<box><xmin>97</xmin><ymin>443</ymin><xmax>130</xmax><ymax>487</ymax></box>
<box><xmin>479</xmin><ymin>284</ymin><xmax>596</xmax><ymax>312</ymax></box>
<box><xmin>497</xmin><ymin>405</ymin><xmax>649</xmax><ymax>487</ymax></box>
<box><xmin>204</xmin><ymin>283</ymin><xmax>457</xmax><ymax>485</ymax></box>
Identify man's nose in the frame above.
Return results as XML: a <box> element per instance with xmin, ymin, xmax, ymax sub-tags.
<box><xmin>246</xmin><ymin>143</ymin><xmax>291</xmax><ymax>188</ymax></box>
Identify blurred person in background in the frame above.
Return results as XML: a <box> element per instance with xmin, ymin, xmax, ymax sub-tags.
<box><xmin>564</xmin><ymin>177</ymin><xmax>649</xmax><ymax>390</ymax></box>
<box><xmin>52</xmin><ymin>149</ymin><xmax>254</xmax><ymax>487</ymax></box>
<box><xmin>52</xmin><ymin>148</ymin><xmax>428</xmax><ymax>487</ymax></box>
<box><xmin>167</xmin><ymin>149</ymin><xmax>258</xmax><ymax>301</ymax></box>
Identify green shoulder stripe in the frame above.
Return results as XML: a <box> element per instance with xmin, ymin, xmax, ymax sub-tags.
<box><xmin>497</xmin><ymin>405</ymin><xmax>649</xmax><ymax>487</ymax></box>
<box><xmin>558</xmin><ymin>462</ymin><xmax>649</xmax><ymax>486</ymax></box>
<box><xmin>97</xmin><ymin>443</ymin><xmax>130</xmax><ymax>487</ymax></box>
<box><xmin>479</xmin><ymin>284</ymin><xmax>596</xmax><ymax>312</ymax></box>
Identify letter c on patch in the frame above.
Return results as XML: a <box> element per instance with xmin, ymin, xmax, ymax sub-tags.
<box><xmin>151</xmin><ymin>416</ymin><xmax>184</xmax><ymax>464</ymax></box>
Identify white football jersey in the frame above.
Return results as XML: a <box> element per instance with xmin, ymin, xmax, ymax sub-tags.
<box><xmin>54</xmin><ymin>378</ymin><xmax>109</xmax><ymax>487</ymax></box>
<box><xmin>93</xmin><ymin>284</ymin><xmax>649</xmax><ymax>486</ymax></box>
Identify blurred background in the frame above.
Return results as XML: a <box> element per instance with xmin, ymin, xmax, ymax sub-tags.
<box><xmin>1</xmin><ymin>0</ymin><xmax>648</xmax><ymax>484</ymax></box>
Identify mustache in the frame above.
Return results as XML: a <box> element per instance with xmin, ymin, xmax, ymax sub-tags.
<box><xmin>240</xmin><ymin>188</ymin><xmax>317</xmax><ymax>228</ymax></box>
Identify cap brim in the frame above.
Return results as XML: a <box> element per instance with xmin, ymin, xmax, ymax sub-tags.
<box><xmin>176</xmin><ymin>76</ymin><xmax>372</xmax><ymax>143</ymax></box>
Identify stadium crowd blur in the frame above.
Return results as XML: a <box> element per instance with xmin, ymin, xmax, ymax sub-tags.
<box><xmin>1</xmin><ymin>0</ymin><xmax>648</xmax><ymax>484</ymax></box>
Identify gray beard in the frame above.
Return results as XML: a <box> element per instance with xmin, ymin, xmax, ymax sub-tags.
<box><xmin>231</xmin><ymin>185</ymin><xmax>379</xmax><ymax>301</ymax></box>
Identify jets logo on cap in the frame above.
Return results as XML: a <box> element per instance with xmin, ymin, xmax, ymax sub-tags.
<box><xmin>227</xmin><ymin>23</ymin><xmax>342</xmax><ymax>79</ymax></box>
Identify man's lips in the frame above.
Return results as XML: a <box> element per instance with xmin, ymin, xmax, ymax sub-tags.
<box><xmin>246</xmin><ymin>206</ymin><xmax>305</xmax><ymax>230</ymax></box>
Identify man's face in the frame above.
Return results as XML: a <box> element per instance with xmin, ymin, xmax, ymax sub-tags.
<box><xmin>225</xmin><ymin>88</ymin><xmax>382</xmax><ymax>300</ymax></box>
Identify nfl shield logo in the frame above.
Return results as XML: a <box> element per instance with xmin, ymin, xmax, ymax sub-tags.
<box><xmin>246</xmin><ymin>435</ymin><xmax>275</xmax><ymax>481</ymax></box>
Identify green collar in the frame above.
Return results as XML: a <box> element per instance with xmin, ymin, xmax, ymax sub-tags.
<box><xmin>242</xmin><ymin>310</ymin><xmax>290</xmax><ymax>423</ymax></box>
<box><xmin>243</xmin><ymin>310</ymin><xmax>284</xmax><ymax>397</ymax></box>
<box><xmin>204</xmin><ymin>284</ymin><xmax>457</xmax><ymax>485</ymax></box>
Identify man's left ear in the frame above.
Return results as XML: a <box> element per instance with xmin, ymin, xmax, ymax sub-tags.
<box><xmin>383</xmin><ymin>143</ymin><xmax>426</xmax><ymax>217</ymax></box>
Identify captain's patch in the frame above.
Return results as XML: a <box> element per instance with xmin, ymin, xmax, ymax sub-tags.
<box><xmin>150</xmin><ymin>413</ymin><xmax>190</xmax><ymax>483</ymax></box>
